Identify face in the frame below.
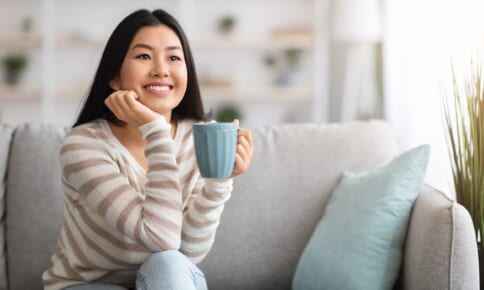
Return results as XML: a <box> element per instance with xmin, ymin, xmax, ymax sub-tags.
<box><xmin>110</xmin><ymin>24</ymin><xmax>188</xmax><ymax>122</ymax></box>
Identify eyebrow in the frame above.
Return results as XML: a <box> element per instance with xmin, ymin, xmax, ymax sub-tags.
<box><xmin>132</xmin><ymin>43</ymin><xmax>182</xmax><ymax>51</ymax></box>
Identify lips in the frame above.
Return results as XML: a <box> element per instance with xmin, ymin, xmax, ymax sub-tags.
<box><xmin>144</xmin><ymin>82</ymin><xmax>173</xmax><ymax>96</ymax></box>
<box><xmin>144</xmin><ymin>82</ymin><xmax>173</xmax><ymax>90</ymax></box>
<box><xmin>145</xmin><ymin>85</ymin><xmax>170</xmax><ymax>91</ymax></box>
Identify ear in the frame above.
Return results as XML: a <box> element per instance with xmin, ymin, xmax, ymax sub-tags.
<box><xmin>109</xmin><ymin>78</ymin><xmax>120</xmax><ymax>90</ymax></box>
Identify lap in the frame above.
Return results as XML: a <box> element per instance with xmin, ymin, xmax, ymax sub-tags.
<box><xmin>63</xmin><ymin>283</ymin><xmax>130</xmax><ymax>290</ymax></box>
<box><xmin>63</xmin><ymin>251</ymin><xmax>205</xmax><ymax>290</ymax></box>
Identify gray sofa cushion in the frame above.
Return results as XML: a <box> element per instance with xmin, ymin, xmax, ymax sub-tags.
<box><xmin>0</xmin><ymin>125</ymin><xmax>13</xmax><ymax>290</ymax></box>
<box><xmin>6</xmin><ymin>123</ymin><xmax>67</xmax><ymax>290</ymax></box>
<box><xmin>199</xmin><ymin>120</ymin><xmax>399</xmax><ymax>290</ymax></box>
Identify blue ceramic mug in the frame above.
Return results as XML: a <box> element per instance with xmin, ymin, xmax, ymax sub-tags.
<box><xmin>192</xmin><ymin>121</ymin><xmax>238</xmax><ymax>178</ymax></box>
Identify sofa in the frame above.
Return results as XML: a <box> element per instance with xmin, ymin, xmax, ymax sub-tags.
<box><xmin>0</xmin><ymin>120</ymin><xmax>479</xmax><ymax>290</ymax></box>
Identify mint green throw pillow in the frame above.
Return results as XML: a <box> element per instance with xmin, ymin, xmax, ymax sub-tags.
<box><xmin>292</xmin><ymin>145</ymin><xmax>430</xmax><ymax>290</ymax></box>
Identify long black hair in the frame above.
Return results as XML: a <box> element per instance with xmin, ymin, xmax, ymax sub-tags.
<box><xmin>73</xmin><ymin>9</ymin><xmax>205</xmax><ymax>127</ymax></box>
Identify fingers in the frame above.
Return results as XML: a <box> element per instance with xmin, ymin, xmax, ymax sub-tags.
<box><xmin>238</xmin><ymin>130</ymin><xmax>253</xmax><ymax>154</ymax></box>
<box><xmin>231</xmin><ymin>129</ymin><xmax>254</xmax><ymax>177</ymax></box>
<box><xmin>232</xmin><ymin>154</ymin><xmax>247</xmax><ymax>177</ymax></box>
<box><xmin>104</xmin><ymin>90</ymin><xmax>160</xmax><ymax>126</ymax></box>
<box><xmin>104</xmin><ymin>90</ymin><xmax>137</xmax><ymax>121</ymax></box>
<box><xmin>236</xmin><ymin>136</ymin><xmax>251</xmax><ymax>161</ymax></box>
<box><xmin>236</xmin><ymin>130</ymin><xmax>254</xmax><ymax>160</ymax></box>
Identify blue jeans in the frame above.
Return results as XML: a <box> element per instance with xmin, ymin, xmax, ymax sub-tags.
<box><xmin>63</xmin><ymin>250</ymin><xmax>208</xmax><ymax>290</ymax></box>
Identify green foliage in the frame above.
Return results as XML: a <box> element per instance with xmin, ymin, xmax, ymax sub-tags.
<box><xmin>443</xmin><ymin>59</ymin><xmax>484</xmax><ymax>248</ymax></box>
<box><xmin>218</xmin><ymin>15</ymin><xmax>236</xmax><ymax>33</ymax></box>
<box><xmin>264</xmin><ymin>49</ymin><xmax>302</xmax><ymax>71</ymax></box>
<box><xmin>2</xmin><ymin>54</ymin><xmax>28</xmax><ymax>73</ymax></box>
<box><xmin>216</xmin><ymin>105</ymin><xmax>242</xmax><ymax>122</ymax></box>
<box><xmin>283</xmin><ymin>48</ymin><xmax>302</xmax><ymax>69</ymax></box>
<box><xmin>22</xmin><ymin>17</ymin><xmax>33</xmax><ymax>33</ymax></box>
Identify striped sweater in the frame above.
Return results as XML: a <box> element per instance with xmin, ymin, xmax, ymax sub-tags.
<box><xmin>42</xmin><ymin>117</ymin><xmax>233</xmax><ymax>290</ymax></box>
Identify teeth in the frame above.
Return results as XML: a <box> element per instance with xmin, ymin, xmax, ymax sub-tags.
<box><xmin>146</xmin><ymin>85</ymin><xmax>170</xmax><ymax>91</ymax></box>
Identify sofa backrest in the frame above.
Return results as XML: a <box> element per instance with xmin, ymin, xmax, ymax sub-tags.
<box><xmin>5</xmin><ymin>123</ymin><xmax>68</xmax><ymax>290</ymax></box>
<box><xmin>0</xmin><ymin>120</ymin><xmax>398</xmax><ymax>290</ymax></box>
<box><xmin>199</xmin><ymin>120</ymin><xmax>399</xmax><ymax>290</ymax></box>
<box><xmin>0</xmin><ymin>125</ymin><xmax>13</xmax><ymax>290</ymax></box>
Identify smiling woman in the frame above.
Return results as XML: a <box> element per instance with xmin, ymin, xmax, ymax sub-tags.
<box><xmin>108</xmin><ymin>25</ymin><xmax>188</xmax><ymax>124</ymax></box>
<box><xmin>41</xmin><ymin>9</ymin><xmax>254</xmax><ymax>290</ymax></box>
<box><xmin>73</xmin><ymin>9</ymin><xmax>204</xmax><ymax>128</ymax></box>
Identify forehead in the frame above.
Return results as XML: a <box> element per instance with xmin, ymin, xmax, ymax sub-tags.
<box><xmin>130</xmin><ymin>24</ymin><xmax>182</xmax><ymax>48</ymax></box>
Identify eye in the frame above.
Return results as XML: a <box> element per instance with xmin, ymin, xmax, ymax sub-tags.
<box><xmin>169</xmin><ymin>55</ymin><xmax>182</xmax><ymax>61</ymax></box>
<box><xmin>136</xmin><ymin>54</ymin><xmax>151</xmax><ymax>60</ymax></box>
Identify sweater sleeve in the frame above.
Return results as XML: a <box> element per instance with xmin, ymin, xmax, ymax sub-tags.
<box><xmin>60</xmin><ymin>118</ymin><xmax>183</xmax><ymax>251</ymax></box>
<box><xmin>180</xmin><ymin>177</ymin><xmax>233</xmax><ymax>263</ymax></box>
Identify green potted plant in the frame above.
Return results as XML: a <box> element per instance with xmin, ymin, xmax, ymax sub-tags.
<box><xmin>278</xmin><ymin>48</ymin><xmax>302</xmax><ymax>85</ymax></box>
<box><xmin>2</xmin><ymin>54</ymin><xmax>28</xmax><ymax>85</ymax></box>
<box><xmin>443</xmin><ymin>58</ymin><xmax>484</xmax><ymax>285</ymax></box>
<box><xmin>263</xmin><ymin>48</ymin><xmax>302</xmax><ymax>86</ymax></box>
<box><xmin>217</xmin><ymin>15</ymin><xmax>236</xmax><ymax>34</ymax></box>
<box><xmin>216</xmin><ymin>105</ymin><xmax>242</xmax><ymax>122</ymax></box>
<box><xmin>284</xmin><ymin>48</ymin><xmax>302</xmax><ymax>71</ymax></box>
<box><xmin>21</xmin><ymin>16</ymin><xmax>33</xmax><ymax>33</ymax></box>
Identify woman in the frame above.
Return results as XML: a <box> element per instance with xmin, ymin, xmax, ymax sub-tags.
<box><xmin>42</xmin><ymin>9</ymin><xmax>253</xmax><ymax>290</ymax></box>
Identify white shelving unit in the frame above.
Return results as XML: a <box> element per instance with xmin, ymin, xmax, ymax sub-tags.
<box><xmin>0</xmin><ymin>84</ymin><xmax>41</xmax><ymax>100</ymax></box>
<box><xmin>0</xmin><ymin>33</ymin><xmax>41</xmax><ymax>48</ymax></box>
<box><xmin>0</xmin><ymin>0</ymin><xmax>329</xmax><ymax>127</ymax></box>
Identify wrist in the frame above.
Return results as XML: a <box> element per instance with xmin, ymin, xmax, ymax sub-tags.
<box><xmin>138</xmin><ymin>116</ymin><xmax>171</xmax><ymax>139</ymax></box>
<box><xmin>204</xmin><ymin>177</ymin><xmax>233</xmax><ymax>192</ymax></box>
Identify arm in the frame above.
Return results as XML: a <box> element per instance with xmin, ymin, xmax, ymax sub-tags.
<box><xmin>179</xmin><ymin>125</ymin><xmax>253</xmax><ymax>263</ymax></box>
<box><xmin>399</xmin><ymin>185</ymin><xmax>479</xmax><ymax>290</ymax></box>
<box><xmin>61</xmin><ymin>117</ymin><xmax>183</xmax><ymax>251</ymax></box>
<box><xmin>180</xmin><ymin>178</ymin><xmax>233</xmax><ymax>263</ymax></box>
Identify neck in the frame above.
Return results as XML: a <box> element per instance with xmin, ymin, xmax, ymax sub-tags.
<box><xmin>110</xmin><ymin>122</ymin><xmax>145</xmax><ymax>147</ymax></box>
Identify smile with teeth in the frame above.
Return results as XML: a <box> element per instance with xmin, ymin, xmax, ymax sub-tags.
<box><xmin>145</xmin><ymin>85</ymin><xmax>172</xmax><ymax>91</ymax></box>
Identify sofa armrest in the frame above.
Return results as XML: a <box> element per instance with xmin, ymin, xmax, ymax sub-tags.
<box><xmin>399</xmin><ymin>184</ymin><xmax>479</xmax><ymax>290</ymax></box>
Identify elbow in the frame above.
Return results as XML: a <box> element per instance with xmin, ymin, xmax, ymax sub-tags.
<box><xmin>180</xmin><ymin>241</ymin><xmax>214</xmax><ymax>264</ymax></box>
<box><xmin>180</xmin><ymin>248</ymin><xmax>209</xmax><ymax>265</ymax></box>
<box><xmin>190</xmin><ymin>252</ymin><xmax>208</xmax><ymax>264</ymax></box>
<box><xmin>143</xmin><ymin>225</ymin><xmax>182</xmax><ymax>251</ymax></box>
<box><xmin>167</xmin><ymin>237</ymin><xmax>182</xmax><ymax>251</ymax></box>
<box><xmin>160</xmin><ymin>229</ymin><xmax>182</xmax><ymax>251</ymax></box>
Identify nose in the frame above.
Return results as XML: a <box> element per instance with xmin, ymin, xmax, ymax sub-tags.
<box><xmin>150</xmin><ymin>58</ymin><xmax>169</xmax><ymax>77</ymax></box>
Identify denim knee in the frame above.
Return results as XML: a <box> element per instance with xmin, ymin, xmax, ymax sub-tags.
<box><xmin>139</xmin><ymin>250</ymin><xmax>189</xmax><ymax>274</ymax></box>
<box><xmin>136</xmin><ymin>250</ymin><xmax>206</xmax><ymax>290</ymax></box>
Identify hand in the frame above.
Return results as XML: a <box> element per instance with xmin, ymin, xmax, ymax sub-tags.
<box><xmin>104</xmin><ymin>90</ymin><xmax>161</xmax><ymax>126</ymax></box>
<box><xmin>231</xmin><ymin>119</ymin><xmax>254</xmax><ymax>177</ymax></box>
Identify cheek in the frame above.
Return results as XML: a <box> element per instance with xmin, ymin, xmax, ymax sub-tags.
<box><xmin>176</xmin><ymin>68</ymin><xmax>188</xmax><ymax>91</ymax></box>
<box><xmin>182</xmin><ymin>69</ymin><xmax>189</xmax><ymax>86</ymax></box>
<box><xmin>117</xmin><ymin>63</ymin><xmax>140</xmax><ymax>89</ymax></box>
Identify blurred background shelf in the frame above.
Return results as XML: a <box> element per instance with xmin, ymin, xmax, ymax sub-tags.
<box><xmin>193</xmin><ymin>35</ymin><xmax>314</xmax><ymax>50</ymax></box>
<box><xmin>55</xmin><ymin>34</ymin><xmax>314</xmax><ymax>50</ymax></box>
<box><xmin>0</xmin><ymin>85</ymin><xmax>41</xmax><ymax>100</ymax></box>
<box><xmin>201</xmin><ymin>85</ymin><xmax>312</xmax><ymax>103</ymax></box>
<box><xmin>0</xmin><ymin>0</ymin><xmax>328</xmax><ymax>127</ymax></box>
<box><xmin>0</xmin><ymin>33</ymin><xmax>41</xmax><ymax>48</ymax></box>
<box><xmin>56</xmin><ymin>34</ymin><xmax>105</xmax><ymax>47</ymax></box>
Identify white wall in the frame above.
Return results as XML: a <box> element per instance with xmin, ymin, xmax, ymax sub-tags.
<box><xmin>383</xmin><ymin>0</ymin><xmax>484</xmax><ymax>195</ymax></box>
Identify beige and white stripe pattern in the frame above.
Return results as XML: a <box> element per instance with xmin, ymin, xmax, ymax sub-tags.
<box><xmin>42</xmin><ymin>117</ymin><xmax>233</xmax><ymax>290</ymax></box>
